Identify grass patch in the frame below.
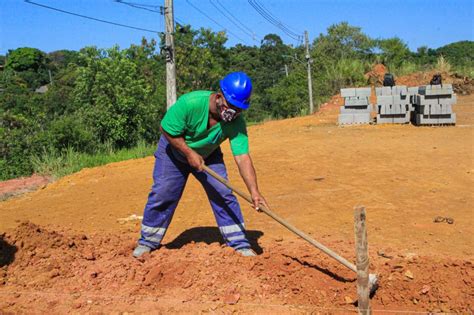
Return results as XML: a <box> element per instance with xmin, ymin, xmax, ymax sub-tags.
<box><xmin>31</xmin><ymin>140</ymin><xmax>156</xmax><ymax>179</ymax></box>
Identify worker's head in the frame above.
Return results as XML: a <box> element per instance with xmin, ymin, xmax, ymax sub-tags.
<box><xmin>217</xmin><ymin>72</ymin><xmax>252</xmax><ymax>122</ymax></box>
<box><xmin>219</xmin><ymin>72</ymin><xmax>252</xmax><ymax>110</ymax></box>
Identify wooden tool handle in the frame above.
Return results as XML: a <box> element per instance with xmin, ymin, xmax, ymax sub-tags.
<box><xmin>202</xmin><ymin>165</ymin><xmax>357</xmax><ymax>273</ymax></box>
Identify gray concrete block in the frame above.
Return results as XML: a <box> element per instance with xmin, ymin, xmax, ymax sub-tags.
<box><xmin>392</xmin><ymin>112</ymin><xmax>410</xmax><ymax>124</ymax></box>
<box><xmin>377</xmin><ymin>95</ymin><xmax>392</xmax><ymax>105</ymax></box>
<box><xmin>341</xmin><ymin>88</ymin><xmax>356</xmax><ymax>97</ymax></box>
<box><xmin>393</xmin><ymin>85</ymin><xmax>408</xmax><ymax>95</ymax></box>
<box><xmin>340</xmin><ymin>106</ymin><xmax>371</xmax><ymax>114</ymax></box>
<box><xmin>439</xmin><ymin>104</ymin><xmax>453</xmax><ymax>114</ymax></box>
<box><xmin>355</xmin><ymin>87</ymin><xmax>371</xmax><ymax>97</ymax></box>
<box><xmin>376</xmin><ymin>115</ymin><xmax>393</xmax><ymax>124</ymax></box>
<box><xmin>376</xmin><ymin>87</ymin><xmax>392</xmax><ymax>96</ymax></box>
<box><xmin>415</xmin><ymin>114</ymin><xmax>438</xmax><ymax>125</ymax></box>
<box><xmin>438</xmin><ymin>113</ymin><xmax>456</xmax><ymax>124</ymax></box>
<box><xmin>408</xmin><ymin>87</ymin><xmax>418</xmax><ymax>95</ymax></box>
<box><xmin>379</xmin><ymin>104</ymin><xmax>389</xmax><ymax>115</ymax></box>
<box><xmin>425</xmin><ymin>84</ymin><xmax>453</xmax><ymax>96</ymax></box>
<box><xmin>392</xmin><ymin>95</ymin><xmax>402</xmax><ymax>105</ymax></box>
<box><xmin>345</xmin><ymin>98</ymin><xmax>370</xmax><ymax>106</ymax></box>
<box><xmin>438</xmin><ymin>94</ymin><xmax>457</xmax><ymax>106</ymax></box>
<box><xmin>338</xmin><ymin>114</ymin><xmax>353</xmax><ymax>125</ymax></box>
<box><xmin>338</xmin><ymin>113</ymin><xmax>371</xmax><ymax>125</ymax></box>
<box><xmin>353</xmin><ymin>112</ymin><xmax>371</xmax><ymax>124</ymax></box>
<box><xmin>414</xmin><ymin>113</ymin><xmax>456</xmax><ymax>125</ymax></box>
<box><xmin>415</xmin><ymin>95</ymin><xmax>438</xmax><ymax>106</ymax></box>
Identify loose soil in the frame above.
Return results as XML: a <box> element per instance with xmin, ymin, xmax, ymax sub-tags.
<box><xmin>1</xmin><ymin>94</ymin><xmax>473</xmax><ymax>313</ymax></box>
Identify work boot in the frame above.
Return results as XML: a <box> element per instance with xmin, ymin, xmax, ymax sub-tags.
<box><xmin>236</xmin><ymin>248</ymin><xmax>257</xmax><ymax>257</ymax></box>
<box><xmin>133</xmin><ymin>244</ymin><xmax>152</xmax><ymax>258</ymax></box>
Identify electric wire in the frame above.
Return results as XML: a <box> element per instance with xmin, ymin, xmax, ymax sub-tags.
<box><xmin>209</xmin><ymin>0</ymin><xmax>259</xmax><ymax>43</ymax></box>
<box><xmin>185</xmin><ymin>0</ymin><xmax>248</xmax><ymax>44</ymax></box>
<box><xmin>113</xmin><ymin>0</ymin><xmax>161</xmax><ymax>13</ymax></box>
<box><xmin>24</xmin><ymin>0</ymin><xmax>161</xmax><ymax>34</ymax></box>
<box><xmin>253</xmin><ymin>0</ymin><xmax>302</xmax><ymax>37</ymax></box>
<box><xmin>249</xmin><ymin>1</ymin><xmax>300</xmax><ymax>41</ymax></box>
<box><xmin>215</xmin><ymin>0</ymin><xmax>256</xmax><ymax>36</ymax></box>
<box><xmin>248</xmin><ymin>0</ymin><xmax>302</xmax><ymax>42</ymax></box>
<box><xmin>249</xmin><ymin>0</ymin><xmax>301</xmax><ymax>40</ymax></box>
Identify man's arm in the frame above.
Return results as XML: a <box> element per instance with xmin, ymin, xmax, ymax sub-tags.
<box><xmin>160</xmin><ymin>126</ymin><xmax>204</xmax><ymax>171</ymax></box>
<box><xmin>233</xmin><ymin>153</ymin><xmax>268</xmax><ymax>211</ymax></box>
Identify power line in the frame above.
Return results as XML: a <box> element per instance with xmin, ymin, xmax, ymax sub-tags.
<box><xmin>185</xmin><ymin>0</ymin><xmax>248</xmax><ymax>44</ymax></box>
<box><xmin>113</xmin><ymin>0</ymin><xmax>161</xmax><ymax>14</ymax></box>
<box><xmin>248</xmin><ymin>0</ymin><xmax>302</xmax><ymax>43</ymax></box>
<box><xmin>216</xmin><ymin>0</ymin><xmax>256</xmax><ymax>36</ymax></box>
<box><xmin>24</xmin><ymin>0</ymin><xmax>161</xmax><ymax>34</ymax></box>
<box><xmin>249</xmin><ymin>1</ymin><xmax>301</xmax><ymax>41</ymax></box>
<box><xmin>254</xmin><ymin>0</ymin><xmax>302</xmax><ymax>37</ymax></box>
<box><xmin>250</xmin><ymin>0</ymin><xmax>301</xmax><ymax>40</ymax></box>
<box><xmin>209</xmin><ymin>0</ymin><xmax>259</xmax><ymax>43</ymax></box>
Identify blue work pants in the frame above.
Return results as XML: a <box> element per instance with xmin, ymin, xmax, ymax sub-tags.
<box><xmin>138</xmin><ymin>136</ymin><xmax>250</xmax><ymax>250</ymax></box>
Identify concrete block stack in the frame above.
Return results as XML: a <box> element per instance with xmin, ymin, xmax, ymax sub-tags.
<box><xmin>338</xmin><ymin>88</ymin><xmax>372</xmax><ymax>125</ymax></box>
<box><xmin>413</xmin><ymin>84</ymin><xmax>456</xmax><ymax>125</ymax></box>
<box><xmin>375</xmin><ymin>86</ymin><xmax>411</xmax><ymax>124</ymax></box>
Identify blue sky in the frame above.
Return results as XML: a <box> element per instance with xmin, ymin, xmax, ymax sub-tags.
<box><xmin>1</xmin><ymin>0</ymin><xmax>473</xmax><ymax>55</ymax></box>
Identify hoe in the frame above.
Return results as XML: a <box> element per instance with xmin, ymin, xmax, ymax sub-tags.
<box><xmin>203</xmin><ymin>165</ymin><xmax>379</xmax><ymax>295</ymax></box>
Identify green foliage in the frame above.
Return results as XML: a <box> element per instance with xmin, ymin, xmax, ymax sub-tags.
<box><xmin>30</xmin><ymin>140</ymin><xmax>155</xmax><ymax>179</ymax></box>
<box><xmin>436</xmin><ymin>41</ymin><xmax>474</xmax><ymax>67</ymax></box>
<box><xmin>377</xmin><ymin>37</ymin><xmax>411</xmax><ymax>69</ymax></box>
<box><xmin>267</xmin><ymin>69</ymin><xmax>309</xmax><ymax>118</ymax></box>
<box><xmin>1</xmin><ymin>24</ymin><xmax>471</xmax><ymax>181</ymax></box>
<box><xmin>173</xmin><ymin>25</ymin><xmax>228</xmax><ymax>93</ymax></box>
<box><xmin>5</xmin><ymin>47</ymin><xmax>46</xmax><ymax>71</ymax></box>
<box><xmin>325</xmin><ymin>58</ymin><xmax>369</xmax><ymax>92</ymax></box>
<box><xmin>313</xmin><ymin>22</ymin><xmax>375</xmax><ymax>62</ymax></box>
<box><xmin>73</xmin><ymin>46</ymin><xmax>151</xmax><ymax>148</ymax></box>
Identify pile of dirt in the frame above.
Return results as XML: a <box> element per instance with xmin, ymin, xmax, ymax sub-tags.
<box><xmin>364</xmin><ymin>64</ymin><xmax>474</xmax><ymax>95</ymax></box>
<box><xmin>1</xmin><ymin>222</ymin><xmax>472</xmax><ymax>313</ymax></box>
<box><xmin>364</xmin><ymin>64</ymin><xmax>388</xmax><ymax>86</ymax></box>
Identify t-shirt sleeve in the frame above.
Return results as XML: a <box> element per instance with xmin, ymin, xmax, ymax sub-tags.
<box><xmin>160</xmin><ymin>97</ymin><xmax>187</xmax><ymax>136</ymax></box>
<box><xmin>226</xmin><ymin>116</ymin><xmax>249</xmax><ymax>156</ymax></box>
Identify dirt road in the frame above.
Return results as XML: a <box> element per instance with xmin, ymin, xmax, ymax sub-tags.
<box><xmin>1</xmin><ymin>95</ymin><xmax>473</xmax><ymax>313</ymax></box>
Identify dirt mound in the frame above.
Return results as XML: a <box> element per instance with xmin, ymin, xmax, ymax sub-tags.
<box><xmin>1</xmin><ymin>222</ymin><xmax>472</xmax><ymax>313</ymax></box>
<box><xmin>365</xmin><ymin>64</ymin><xmax>387</xmax><ymax>85</ymax></box>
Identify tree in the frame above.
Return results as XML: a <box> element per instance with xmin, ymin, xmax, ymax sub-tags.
<box><xmin>73</xmin><ymin>46</ymin><xmax>152</xmax><ymax>148</ymax></box>
<box><xmin>5</xmin><ymin>47</ymin><xmax>46</xmax><ymax>71</ymax></box>
<box><xmin>173</xmin><ymin>25</ymin><xmax>228</xmax><ymax>93</ymax></box>
<box><xmin>436</xmin><ymin>41</ymin><xmax>474</xmax><ymax>67</ymax></box>
<box><xmin>377</xmin><ymin>37</ymin><xmax>411</xmax><ymax>68</ymax></box>
<box><xmin>312</xmin><ymin>22</ymin><xmax>375</xmax><ymax>63</ymax></box>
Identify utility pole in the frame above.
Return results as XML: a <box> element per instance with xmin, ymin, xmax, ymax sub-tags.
<box><xmin>164</xmin><ymin>0</ymin><xmax>177</xmax><ymax>109</ymax></box>
<box><xmin>304</xmin><ymin>30</ymin><xmax>314</xmax><ymax>114</ymax></box>
<box><xmin>284</xmin><ymin>64</ymin><xmax>289</xmax><ymax>77</ymax></box>
<box><xmin>48</xmin><ymin>69</ymin><xmax>53</xmax><ymax>86</ymax></box>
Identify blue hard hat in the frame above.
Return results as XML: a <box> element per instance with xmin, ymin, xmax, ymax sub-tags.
<box><xmin>219</xmin><ymin>72</ymin><xmax>252</xmax><ymax>110</ymax></box>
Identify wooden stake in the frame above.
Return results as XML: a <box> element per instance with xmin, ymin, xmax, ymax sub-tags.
<box><xmin>354</xmin><ymin>206</ymin><xmax>370</xmax><ymax>315</ymax></box>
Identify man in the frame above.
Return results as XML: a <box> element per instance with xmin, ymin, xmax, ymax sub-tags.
<box><xmin>133</xmin><ymin>72</ymin><xmax>268</xmax><ymax>258</ymax></box>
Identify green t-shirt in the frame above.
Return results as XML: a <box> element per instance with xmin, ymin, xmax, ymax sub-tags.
<box><xmin>161</xmin><ymin>91</ymin><xmax>249</xmax><ymax>158</ymax></box>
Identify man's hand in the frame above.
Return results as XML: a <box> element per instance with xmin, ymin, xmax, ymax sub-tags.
<box><xmin>251</xmin><ymin>191</ymin><xmax>268</xmax><ymax>212</ymax></box>
<box><xmin>186</xmin><ymin>150</ymin><xmax>204</xmax><ymax>171</ymax></box>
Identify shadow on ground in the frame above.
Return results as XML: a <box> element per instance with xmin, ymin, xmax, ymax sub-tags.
<box><xmin>164</xmin><ymin>226</ymin><xmax>264</xmax><ymax>254</ymax></box>
<box><xmin>0</xmin><ymin>236</ymin><xmax>17</xmax><ymax>267</ymax></box>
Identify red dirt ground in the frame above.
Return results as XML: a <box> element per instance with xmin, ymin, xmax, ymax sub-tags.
<box><xmin>1</xmin><ymin>94</ymin><xmax>473</xmax><ymax>313</ymax></box>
